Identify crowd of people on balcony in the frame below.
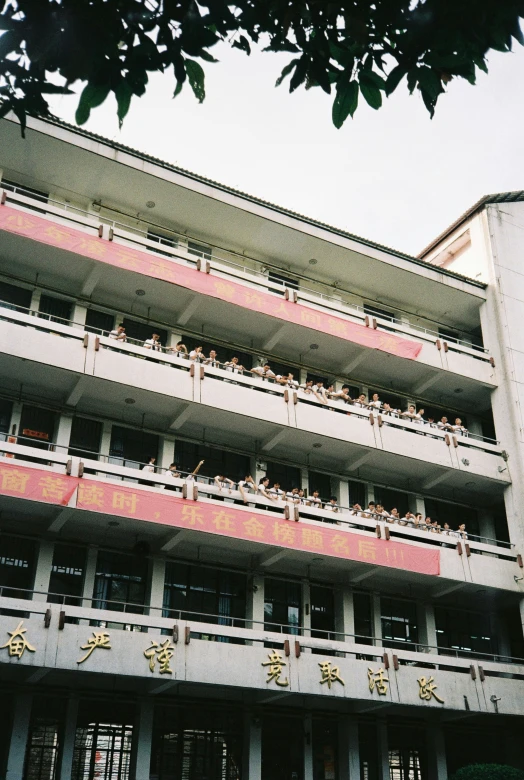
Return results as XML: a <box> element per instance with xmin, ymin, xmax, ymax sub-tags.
<box><xmin>109</xmin><ymin>327</ymin><xmax>469</xmax><ymax>436</ymax></box>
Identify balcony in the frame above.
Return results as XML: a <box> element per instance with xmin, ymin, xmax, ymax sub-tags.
<box><xmin>0</xmin><ymin>186</ymin><xmax>497</xmax><ymax>400</ymax></box>
<box><xmin>1</xmin><ymin>591</ymin><xmax>523</xmax><ymax>716</ymax></box>
<box><xmin>0</xmin><ymin>304</ymin><xmax>509</xmax><ymax>505</ymax></box>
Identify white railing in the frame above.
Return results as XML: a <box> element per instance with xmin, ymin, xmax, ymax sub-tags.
<box><xmin>1</xmin><ymin>185</ymin><xmax>493</xmax><ymax>364</ymax></box>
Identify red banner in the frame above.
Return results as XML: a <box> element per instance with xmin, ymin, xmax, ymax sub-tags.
<box><xmin>0</xmin><ymin>461</ymin><xmax>439</xmax><ymax>574</ymax></box>
<box><xmin>0</xmin><ymin>205</ymin><xmax>422</xmax><ymax>359</ymax></box>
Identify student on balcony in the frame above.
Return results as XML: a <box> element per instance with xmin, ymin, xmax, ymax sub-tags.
<box><xmin>109</xmin><ymin>323</ymin><xmax>127</xmax><ymax>341</ymax></box>
<box><xmin>452</xmin><ymin>417</ymin><xmax>468</xmax><ymax>435</ymax></box>
<box><xmin>144</xmin><ymin>333</ymin><xmax>162</xmax><ymax>351</ymax></box>
<box><xmin>238</xmin><ymin>474</ymin><xmax>255</xmax><ymax>503</ymax></box>
<box><xmin>164</xmin><ymin>463</ymin><xmax>181</xmax><ymax>491</ymax></box>
<box><xmin>257</xmin><ymin>477</ymin><xmax>275</xmax><ymax>501</ymax></box>
<box><xmin>204</xmin><ymin>349</ymin><xmax>220</xmax><ymax>367</ymax></box>
<box><xmin>368</xmin><ymin>393</ymin><xmax>382</xmax><ymax>410</ymax></box>
<box><xmin>139</xmin><ymin>456</ymin><xmax>156</xmax><ymax>486</ymax></box>
<box><xmin>251</xmin><ymin>363</ymin><xmax>275</xmax><ymax>380</ymax></box>
<box><xmin>189</xmin><ymin>345</ymin><xmax>204</xmax><ymax>361</ymax></box>
<box><xmin>437</xmin><ymin>416</ymin><xmax>453</xmax><ymax>432</ymax></box>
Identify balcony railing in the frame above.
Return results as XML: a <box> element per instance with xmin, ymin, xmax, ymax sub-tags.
<box><xmin>1</xmin><ymin>184</ymin><xmax>493</xmax><ymax>365</ymax></box>
<box><xmin>0</xmin><ymin>437</ymin><xmax>516</xmax><ymax>558</ymax></box>
<box><xmin>0</xmin><ymin>301</ymin><xmax>501</xmax><ymax>456</ymax></box>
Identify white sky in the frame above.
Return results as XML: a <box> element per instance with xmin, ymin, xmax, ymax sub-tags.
<box><xmin>51</xmin><ymin>42</ymin><xmax>524</xmax><ymax>256</ymax></box>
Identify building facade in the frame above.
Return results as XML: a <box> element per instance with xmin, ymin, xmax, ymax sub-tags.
<box><xmin>0</xmin><ymin>115</ymin><xmax>523</xmax><ymax>780</ymax></box>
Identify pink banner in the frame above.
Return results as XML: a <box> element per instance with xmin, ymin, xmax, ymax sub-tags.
<box><xmin>0</xmin><ymin>205</ymin><xmax>422</xmax><ymax>359</ymax></box>
<box><xmin>0</xmin><ymin>461</ymin><xmax>439</xmax><ymax>574</ymax></box>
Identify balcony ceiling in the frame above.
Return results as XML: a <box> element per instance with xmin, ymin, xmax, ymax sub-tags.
<box><xmin>0</xmin><ymin>117</ymin><xmax>485</xmax><ymax>334</ymax></box>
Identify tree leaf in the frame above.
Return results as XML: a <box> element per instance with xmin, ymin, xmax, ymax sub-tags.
<box><xmin>185</xmin><ymin>58</ymin><xmax>205</xmax><ymax>102</ymax></box>
<box><xmin>275</xmin><ymin>59</ymin><xmax>299</xmax><ymax>87</ymax></box>
<box><xmin>40</xmin><ymin>82</ymin><xmax>74</xmax><ymax>95</ymax></box>
<box><xmin>115</xmin><ymin>80</ymin><xmax>133</xmax><ymax>128</ymax></box>
<box><xmin>332</xmin><ymin>80</ymin><xmax>359</xmax><ymax>128</ymax></box>
<box><xmin>75</xmin><ymin>82</ymin><xmax>111</xmax><ymax>125</ymax></box>
<box><xmin>289</xmin><ymin>56</ymin><xmax>308</xmax><ymax>92</ymax></box>
<box><xmin>173</xmin><ymin>80</ymin><xmax>183</xmax><ymax>98</ymax></box>
<box><xmin>385</xmin><ymin>64</ymin><xmax>406</xmax><ymax>96</ymax></box>
<box><xmin>359</xmin><ymin>71</ymin><xmax>383</xmax><ymax>109</ymax></box>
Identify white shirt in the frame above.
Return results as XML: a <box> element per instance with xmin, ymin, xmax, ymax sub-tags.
<box><xmin>238</xmin><ymin>480</ymin><xmax>253</xmax><ymax>492</ymax></box>
<box><xmin>268</xmin><ymin>487</ymin><xmax>284</xmax><ymax>499</ymax></box>
<box><xmin>142</xmin><ymin>463</ymin><xmax>155</xmax><ymax>473</ymax></box>
<box><xmin>144</xmin><ymin>338</ymin><xmax>161</xmax><ymax>351</ymax></box>
<box><xmin>324</xmin><ymin>503</ymin><xmax>339</xmax><ymax>512</ymax></box>
<box><xmin>312</xmin><ymin>385</ymin><xmax>326</xmax><ymax>397</ymax></box>
<box><xmin>109</xmin><ymin>329</ymin><xmax>126</xmax><ymax>340</ymax></box>
<box><xmin>225</xmin><ymin>361</ymin><xmax>242</xmax><ymax>373</ymax></box>
<box><xmin>368</xmin><ymin>400</ymin><xmax>381</xmax><ymax>409</ymax></box>
<box><xmin>189</xmin><ymin>350</ymin><xmax>202</xmax><ymax>360</ymax></box>
<box><xmin>308</xmin><ymin>495</ymin><xmax>322</xmax><ymax>506</ymax></box>
<box><xmin>251</xmin><ymin>366</ymin><xmax>265</xmax><ymax>377</ymax></box>
<box><xmin>299</xmin><ymin>384</ymin><xmax>313</xmax><ymax>393</ymax></box>
<box><xmin>204</xmin><ymin>356</ymin><xmax>219</xmax><ymax>366</ymax></box>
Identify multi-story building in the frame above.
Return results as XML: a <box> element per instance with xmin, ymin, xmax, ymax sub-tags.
<box><xmin>0</xmin><ymin>114</ymin><xmax>523</xmax><ymax>780</ymax></box>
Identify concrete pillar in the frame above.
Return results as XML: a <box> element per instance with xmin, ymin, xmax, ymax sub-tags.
<box><xmin>132</xmin><ymin>699</ymin><xmax>154</xmax><ymax>780</ymax></box>
<box><xmin>300</xmin><ymin>467</ymin><xmax>309</xmax><ymax>493</ymax></box>
<box><xmin>372</xmin><ymin>593</ymin><xmax>382</xmax><ymax>646</ymax></box>
<box><xmin>30</xmin><ymin>289</ymin><xmax>41</xmax><ymax>313</ymax></box>
<box><xmin>57</xmin><ymin>697</ymin><xmax>79</xmax><ymax>779</ymax></box>
<box><xmin>421</xmin><ymin>603</ymin><xmax>438</xmax><ymax>651</ymax></box>
<box><xmin>335</xmin><ymin>587</ymin><xmax>355</xmax><ymax>642</ymax></box>
<box><xmin>302</xmin><ymin>580</ymin><xmax>311</xmax><ymax>653</ymax></box>
<box><xmin>366</xmin><ymin>484</ymin><xmax>375</xmax><ymax>505</ymax></box>
<box><xmin>9</xmin><ymin>401</ymin><xmax>22</xmax><ymax>437</ymax></box>
<box><xmin>467</xmin><ymin>418</ymin><xmax>483</xmax><ymax>437</ymax></box>
<box><xmin>33</xmin><ymin>539</ymin><xmax>55</xmax><ymax>601</ymax></box>
<box><xmin>299</xmin><ymin>368</ymin><xmax>308</xmax><ymax>384</ymax></box>
<box><xmin>377</xmin><ymin>720</ymin><xmax>390</xmax><ymax>780</ymax></box>
<box><xmin>247</xmin><ymin>574</ymin><xmax>265</xmax><ymax>643</ymax></box>
<box><xmin>245</xmin><ymin>718</ymin><xmax>262</xmax><ymax>780</ymax></box>
<box><xmin>6</xmin><ymin>693</ymin><xmax>32</xmax><ymax>780</ymax></box>
<box><xmin>427</xmin><ymin>725</ymin><xmax>447</xmax><ymax>780</ymax></box>
<box><xmin>72</xmin><ymin>303</ymin><xmax>87</xmax><ymax>329</ymax></box>
<box><xmin>100</xmin><ymin>421</ymin><xmax>112</xmax><ymax>460</ymax></box>
<box><xmin>159</xmin><ymin>437</ymin><xmax>175</xmax><ymax>472</ymax></box>
<box><xmin>55</xmin><ymin>413</ymin><xmax>73</xmax><ymax>455</ymax></box>
<box><xmin>478</xmin><ymin>509</ymin><xmax>497</xmax><ymax>544</ymax></box>
<box><xmin>495</xmin><ymin>612</ymin><xmax>512</xmax><ymax>661</ymax></box>
<box><xmin>334</xmin><ymin>478</ymin><xmax>349</xmax><ymax>511</ymax></box>
<box><xmin>409</xmin><ymin>494</ymin><xmax>425</xmax><ymax>515</ymax></box>
<box><xmin>304</xmin><ymin>714</ymin><xmax>314</xmax><ymax>780</ymax></box>
<box><xmin>519</xmin><ymin>597</ymin><xmax>524</xmax><ymax>645</ymax></box>
<box><xmin>81</xmin><ymin>545</ymin><xmax>98</xmax><ymax>616</ymax></box>
<box><xmin>148</xmin><ymin>558</ymin><xmax>166</xmax><ymax>620</ymax></box>
<box><xmin>338</xmin><ymin>717</ymin><xmax>360</xmax><ymax>780</ymax></box>
<box><xmin>166</xmin><ymin>331</ymin><xmax>182</xmax><ymax>349</ymax></box>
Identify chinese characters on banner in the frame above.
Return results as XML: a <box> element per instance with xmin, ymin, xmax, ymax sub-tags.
<box><xmin>0</xmin><ymin>205</ymin><xmax>422</xmax><ymax>359</ymax></box>
<box><xmin>0</xmin><ymin>464</ymin><xmax>77</xmax><ymax>505</ymax></box>
<box><xmin>0</xmin><ymin>620</ymin><xmax>444</xmax><ymax>704</ymax></box>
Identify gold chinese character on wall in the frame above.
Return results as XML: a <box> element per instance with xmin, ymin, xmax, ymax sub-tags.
<box><xmin>262</xmin><ymin>651</ymin><xmax>289</xmax><ymax>687</ymax></box>
<box><xmin>368</xmin><ymin>667</ymin><xmax>389</xmax><ymax>695</ymax></box>
<box><xmin>77</xmin><ymin>631</ymin><xmax>111</xmax><ymax>664</ymax></box>
<box><xmin>319</xmin><ymin>661</ymin><xmax>345</xmax><ymax>689</ymax></box>
<box><xmin>0</xmin><ymin>621</ymin><xmax>36</xmax><ymax>659</ymax></box>
<box><xmin>144</xmin><ymin>639</ymin><xmax>174</xmax><ymax>675</ymax></box>
<box><xmin>418</xmin><ymin>676</ymin><xmax>444</xmax><ymax>703</ymax></box>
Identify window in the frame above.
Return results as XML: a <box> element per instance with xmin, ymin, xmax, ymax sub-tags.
<box><xmin>312</xmin><ymin>719</ymin><xmax>338</xmax><ymax>780</ymax></box>
<box><xmin>353</xmin><ymin>592</ymin><xmax>373</xmax><ymax>645</ymax></box>
<box><xmin>72</xmin><ymin>701</ymin><xmax>133</xmax><ymax>780</ymax></box>
<box><xmin>424</xmin><ymin>499</ymin><xmax>479</xmax><ymax>537</ymax></box>
<box><xmin>381</xmin><ymin>598</ymin><xmax>419</xmax><ymax>650</ymax></box>
<box><xmin>23</xmin><ymin>696</ymin><xmax>66</xmax><ymax>780</ymax></box>
<box><xmin>374</xmin><ymin>487</ymin><xmax>409</xmax><ymax>517</ymax></box>
<box><xmin>435</xmin><ymin>607</ymin><xmax>496</xmax><ymax>657</ymax></box>
<box><xmin>69</xmin><ymin>417</ymin><xmax>103</xmax><ymax>461</ymax></box>
<box><xmin>109</xmin><ymin>425</ymin><xmax>159</xmax><ymax>470</ymax></box>
<box><xmin>92</xmin><ymin>550</ymin><xmax>148</xmax><ymax>615</ymax></box>
<box><xmin>0</xmin><ymin>535</ymin><xmax>36</xmax><ymax>600</ymax></box>
<box><xmin>267</xmin><ymin>270</ymin><xmax>299</xmax><ymax>295</ymax></box>
<box><xmin>48</xmin><ymin>543</ymin><xmax>86</xmax><ymax>606</ymax></box>
<box><xmin>308</xmin><ymin>472</ymin><xmax>332</xmax><ymax>501</ymax></box>
<box><xmin>181</xmin><ymin>336</ymin><xmax>253</xmax><ymax>371</ymax></box>
<box><xmin>121</xmin><ymin>317</ymin><xmax>168</xmax><ymax>346</ymax></box>
<box><xmin>389</xmin><ymin>749</ymin><xmax>423</xmax><ymax>780</ymax></box>
<box><xmin>264</xmin><ymin>578</ymin><xmax>301</xmax><ymax>634</ymax></box>
<box><xmin>0</xmin><ymin>281</ymin><xmax>32</xmax><ymax>312</ymax></box>
<box><xmin>348</xmin><ymin>480</ymin><xmax>365</xmax><ymax>508</ymax></box>
<box><xmin>148</xmin><ymin>228</ymin><xmax>178</xmax><ymax>257</ymax></box>
<box><xmin>438</xmin><ymin>327</ymin><xmax>460</xmax><ymax>344</ymax></box>
<box><xmin>262</xmin><ymin>716</ymin><xmax>303</xmax><ymax>780</ymax></box>
<box><xmin>19</xmin><ymin>405</ymin><xmax>56</xmax><ymax>449</ymax></box>
<box><xmin>85</xmin><ymin>308</ymin><xmax>114</xmax><ymax>335</ymax></box>
<box><xmin>0</xmin><ymin>399</ymin><xmax>12</xmax><ymax>440</ymax></box>
<box><xmin>188</xmin><ymin>240</ymin><xmax>212</xmax><ymax>261</ymax></box>
<box><xmin>175</xmin><ymin>440</ymin><xmax>250</xmax><ymax>484</ymax></box>
<box><xmin>38</xmin><ymin>294</ymin><xmax>72</xmax><ymax>324</ymax></box>
<box><xmin>363</xmin><ymin>302</ymin><xmax>395</xmax><ymax>322</ymax></box>
<box><xmin>163</xmin><ymin>562</ymin><xmax>246</xmax><ymax>641</ymax></box>
<box><xmin>310</xmin><ymin>585</ymin><xmax>335</xmax><ymax>640</ymax></box>
<box><xmin>265</xmin><ymin>461</ymin><xmax>301</xmax><ymax>492</ymax></box>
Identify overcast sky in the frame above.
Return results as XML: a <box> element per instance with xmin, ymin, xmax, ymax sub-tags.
<box><xmin>51</xmin><ymin>42</ymin><xmax>524</xmax><ymax>256</ymax></box>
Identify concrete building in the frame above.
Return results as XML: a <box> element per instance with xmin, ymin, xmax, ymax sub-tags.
<box><xmin>0</xmin><ymin>114</ymin><xmax>523</xmax><ymax>780</ymax></box>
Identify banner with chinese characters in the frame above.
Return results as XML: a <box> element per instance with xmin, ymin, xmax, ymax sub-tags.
<box><xmin>0</xmin><ymin>461</ymin><xmax>439</xmax><ymax>574</ymax></box>
<box><xmin>0</xmin><ymin>206</ymin><xmax>422</xmax><ymax>359</ymax></box>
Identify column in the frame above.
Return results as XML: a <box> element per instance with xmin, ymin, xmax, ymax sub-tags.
<box><xmin>426</xmin><ymin>725</ymin><xmax>447</xmax><ymax>780</ymax></box>
<box><xmin>335</xmin><ymin>587</ymin><xmax>354</xmax><ymax>642</ymax></box>
<box><xmin>6</xmin><ymin>693</ymin><xmax>32</xmax><ymax>780</ymax></box>
<box><xmin>467</xmin><ymin>418</ymin><xmax>483</xmax><ymax>438</ymax></box>
<box><xmin>57</xmin><ymin>697</ymin><xmax>79</xmax><ymax>779</ymax></box>
<box><xmin>148</xmin><ymin>558</ymin><xmax>166</xmax><ymax>620</ymax></box>
<box><xmin>304</xmin><ymin>714</ymin><xmax>314</xmax><ymax>780</ymax></box>
<box><xmin>377</xmin><ymin>720</ymin><xmax>390</xmax><ymax>780</ymax></box>
<box><xmin>166</xmin><ymin>331</ymin><xmax>182</xmax><ymax>349</ymax></box>
<box><xmin>409</xmin><ymin>494</ymin><xmax>425</xmax><ymax>515</ymax></box>
<box><xmin>72</xmin><ymin>303</ymin><xmax>87</xmax><ymax>329</ymax></box>
<box><xmin>100</xmin><ymin>421</ymin><xmax>112</xmax><ymax>461</ymax></box>
<box><xmin>338</xmin><ymin>717</ymin><xmax>360</xmax><ymax>780</ymax></box>
<box><xmin>9</xmin><ymin>401</ymin><xmax>22</xmax><ymax>437</ymax></box>
<box><xmin>33</xmin><ymin>539</ymin><xmax>55</xmax><ymax>601</ymax></box>
<box><xmin>300</xmin><ymin>467</ymin><xmax>309</xmax><ymax>493</ymax></box>
<box><xmin>159</xmin><ymin>437</ymin><xmax>175</xmax><ymax>471</ymax></box>
<box><xmin>55</xmin><ymin>413</ymin><xmax>73</xmax><ymax>457</ymax></box>
<box><xmin>246</xmin><ymin>573</ymin><xmax>265</xmax><ymax>643</ymax></box>
<box><xmin>372</xmin><ymin>594</ymin><xmax>382</xmax><ymax>646</ymax></box>
<box><xmin>418</xmin><ymin>603</ymin><xmax>438</xmax><ymax>651</ymax></box>
<box><xmin>132</xmin><ymin>699</ymin><xmax>154</xmax><ymax>780</ymax></box>
<box><xmin>30</xmin><ymin>289</ymin><xmax>41</xmax><ymax>313</ymax></box>
<box><xmin>244</xmin><ymin>717</ymin><xmax>262</xmax><ymax>780</ymax></box>
<box><xmin>478</xmin><ymin>509</ymin><xmax>497</xmax><ymax>544</ymax></box>
<box><xmin>333</xmin><ymin>477</ymin><xmax>349</xmax><ymax>510</ymax></box>
<box><xmin>302</xmin><ymin>580</ymin><xmax>311</xmax><ymax>652</ymax></box>
<box><xmin>366</xmin><ymin>484</ymin><xmax>375</xmax><ymax>505</ymax></box>
<box><xmin>79</xmin><ymin>545</ymin><xmax>98</xmax><ymax>622</ymax></box>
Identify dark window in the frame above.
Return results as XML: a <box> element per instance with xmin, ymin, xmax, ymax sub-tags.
<box><xmin>312</xmin><ymin>719</ymin><xmax>338</xmax><ymax>780</ymax></box>
<box><xmin>268</xmin><ymin>270</ymin><xmax>299</xmax><ymax>293</ymax></box>
<box><xmin>354</xmin><ymin>592</ymin><xmax>373</xmax><ymax>644</ymax></box>
<box><xmin>85</xmin><ymin>308</ymin><xmax>114</xmax><ymax>335</ymax></box>
<box><xmin>438</xmin><ymin>327</ymin><xmax>460</xmax><ymax>344</ymax></box>
<box><xmin>175</xmin><ymin>440</ymin><xmax>250</xmax><ymax>483</ymax></box>
<box><xmin>182</xmin><ymin>336</ymin><xmax>253</xmax><ymax>371</ymax></box>
<box><xmin>163</xmin><ymin>562</ymin><xmax>246</xmax><ymax>640</ymax></box>
<box><xmin>369</xmin><ymin>389</ymin><xmax>404</xmax><ymax>412</ymax></box>
<box><xmin>151</xmin><ymin>703</ymin><xmax>243</xmax><ymax>780</ymax></box>
<box><xmin>72</xmin><ymin>701</ymin><xmax>133</xmax><ymax>780</ymax></box>
<box><xmin>435</xmin><ymin>607</ymin><xmax>496</xmax><ymax>657</ymax></box>
<box><xmin>265</xmin><ymin>461</ymin><xmax>301</xmax><ymax>492</ymax></box>
<box><xmin>388</xmin><ymin>727</ymin><xmax>427</xmax><ymax>780</ymax></box>
<box><xmin>121</xmin><ymin>317</ymin><xmax>168</xmax><ymax>347</ymax></box>
<box><xmin>263</xmin><ymin>358</ymin><xmax>295</xmax><ymax>378</ymax></box>
<box><xmin>381</xmin><ymin>597</ymin><xmax>419</xmax><ymax>650</ymax></box>
<box><xmin>48</xmin><ymin>543</ymin><xmax>86</xmax><ymax>606</ymax></box>
<box><xmin>148</xmin><ymin>228</ymin><xmax>178</xmax><ymax>257</ymax></box>
<box><xmin>69</xmin><ymin>417</ymin><xmax>102</xmax><ymax>460</ymax></box>
<box><xmin>0</xmin><ymin>399</ymin><xmax>12</xmax><ymax>438</ymax></box>
<box><xmin>38</xmin><ymin>294</ymin><xmax>72</xmax><ymax>324</ymax></box>
<box><xmin>188</xmin><ymin>241</ymin><xmax>211</xmax><ymax>260</ymax></box>
<box><xmin>0</xmin><ymin>281</ymin><xmax>32</xmax><ymax>312</ymax></box>
<box><xmin>424</xmin><ymin>499</ymin><xmax>479</xmax><ymax>536</ymax></box>
<box><xmin>262</xmin><ymin>716</ymin><xmax>303</xmax><ymax>780</ymax></box>
<box><xmin>310</xmin><ymin>585</ymin><xmax>335</xmax><ymax>640</ymax></box>
<box><xmin>109</xmin><ymin>425</ymin><xmax>159</xmax><ymax>470</ymax></box>
<box><xmin>0</xmin><ymin>535</ymin><xmax>36</xmax><ymax>599</ymax></box>
<box><xmin>388</xmin><ymin>749</ymin><xmax>423</xmax><ymax>780</ymax></box>
<box><xmin>348</xmin><ymin>480</ymin><xmax>366</xmax><ymax>508</ymax></box>
<box><xmin>306</xmin><ymin>372</ymin><xmax>329</xmax><ymax>386</ymax></box>
<box><xmin>308</xmin><ymin>472</ymin><xmax>332</xmax><ymax>501</ymax></box>
<box><xmin>363</xmin><ymin>303</ymin><xmax>395</xmax><ymax>322</ymax></box>
<box><xmin>19</xmin><ymin>405</ymin><xmax>56</xmax><ymax>449</ymax></box>
<box><xmin>340</xmin><ymin>383</ymin><xmax>360</xmax><ymax>399</ymax></box>
<box><xmin>374</xmin><ymin>487</ymin><xmax>409</xmax><ymax>516</ymax></box>
<box><xmin>264</xmin><ymin>578</ymin><xmax>301</xmax><ymax>635</ymax></box>
<box><xmin>23</xmin><ymin>696</ymin><xmax>66</xmax><ymax>780</ymax></box>
<box><xmin>92</xmin><ymin>550</ymin><xmax>147</xmax><ymax>615</ymax></box>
